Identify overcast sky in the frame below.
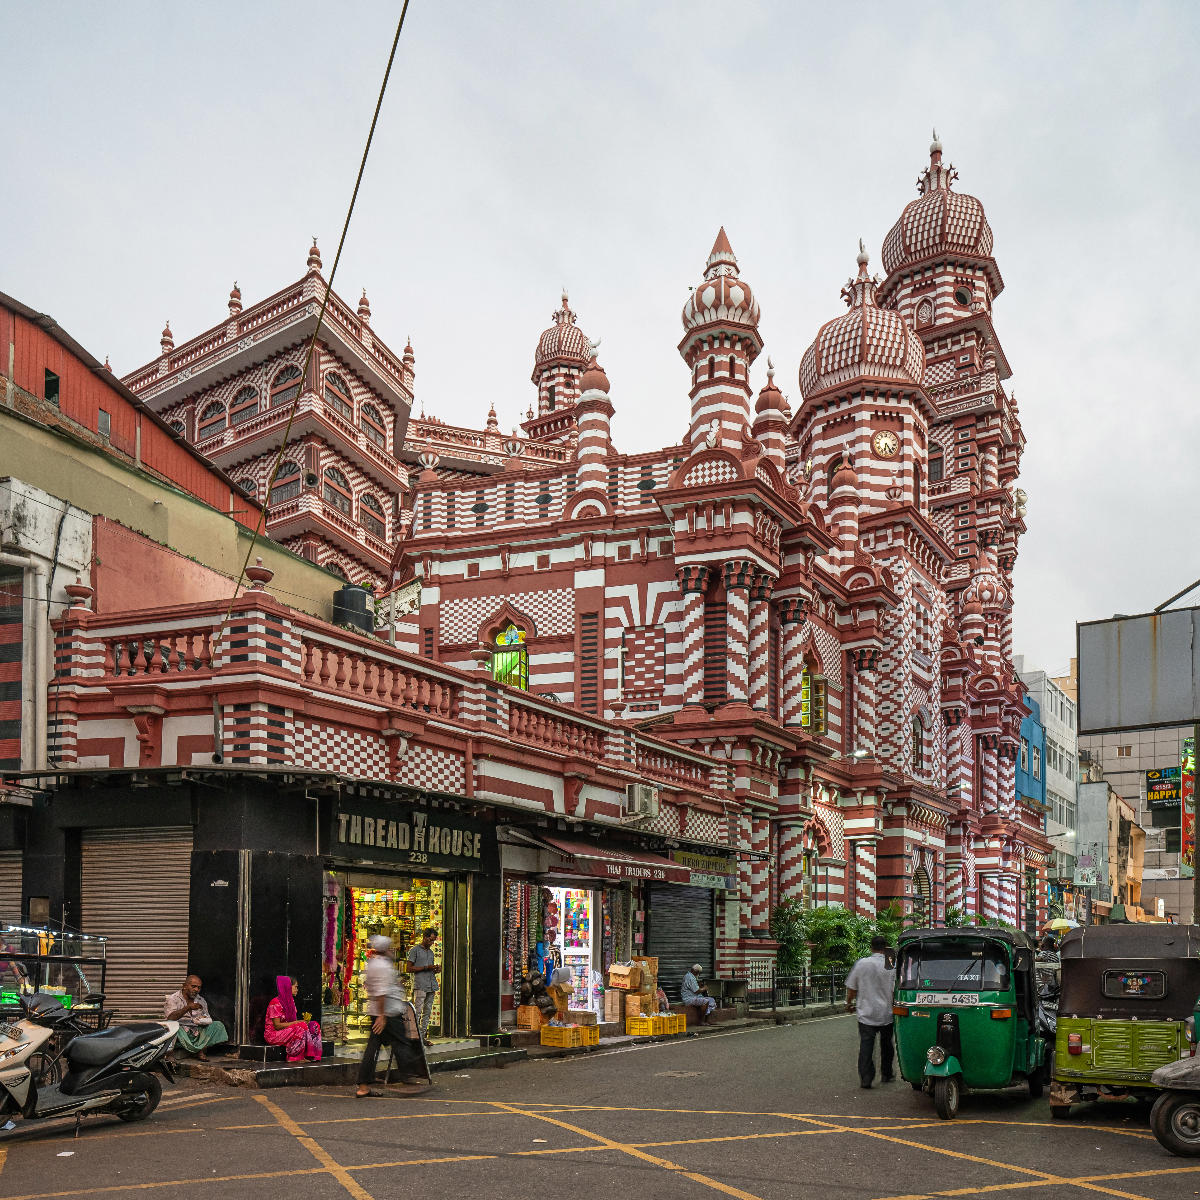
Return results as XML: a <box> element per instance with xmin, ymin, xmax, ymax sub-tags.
<box><xmin>6</xmin><ymin>2</ymin><xmax>1198</xmax><ymax>675</ymax></box>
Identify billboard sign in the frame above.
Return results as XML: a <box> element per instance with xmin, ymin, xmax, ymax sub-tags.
<box><xmin>1073</xmin><ymin>866</ymin><xmax>1098</xmax><ymax>888</ymax></box>
<box><xmin>1183</xmin><ymin>737</ymin><xmax>1196</xmax><ymax>880</ymax></box>
<box><xmin>1147</xmin><ymin>766</ymin><xmax>1182</xmax><ymax>808</ymax></box>
<box><xmin>1078</xmin><ymin>607</ymin><xmax>1200</xmax><ymax>734</ymax></box>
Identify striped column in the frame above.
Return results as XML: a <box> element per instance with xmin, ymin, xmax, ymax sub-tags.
<box><xmin>723</xmin><ymin>560</ymin><xmax>752</xmax><ymax>704</ymax></box>
<box><xmin>778</xmin><ymin>823</ymin><xmax>807</xmax><ymax>902</ymax></box>
<box><xmin>675</xmin><ymin>564</ymin><xmax>710</xmax><ymax>705</ymax></box>
<box><xmin>737</xmin><ymin>810</ymin><xmax>753</xmax><ymax>935</ymax></box>
<box><xmin>574</xmin><ymin>391</ymin><xmax>613</xmax><ymax>492</ymax></box>
<box><xmin>853</xmin><ymin>657</ymin><xmax>877</xmax><ymax>752</ymax></box>
<box><xmin>750</xmin><ymin>814</ymin><xmax>770</xmax><ymax>932</ymax></box>
<box><xmin>747</xmin><ymin>573</ymin><xmax>774</xmax><ymax>711</ymax></box>
<box><xmin>850</xmin><ymin>838</ymin><xmax>877</xmax><ymax>917</ymax></box>
<box><xmin>778</xmin><ymin>596</ymin><xmax>808</xmax><ymax>723</ymax></box>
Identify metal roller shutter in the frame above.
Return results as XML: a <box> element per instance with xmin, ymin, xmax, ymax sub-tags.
<box><xmin>644</xmin><ymin>884</ymin><xmax>715</xmax><ymax>1002</ymax></box>
<box><xmin>81</xmin><ymin>828</ymin><xmax>193</xmax><ymax>1020</ymax></box>
<box><xmin>0</xmin><ymin>851</ymin><xmax>21</xmax><ymax>923</ymax></box>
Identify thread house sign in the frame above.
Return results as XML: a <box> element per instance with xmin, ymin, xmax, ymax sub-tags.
<box><xmin>333</xmin><ymin>802</ymin><xmax>496</xmax><ymax>872</ymax></box>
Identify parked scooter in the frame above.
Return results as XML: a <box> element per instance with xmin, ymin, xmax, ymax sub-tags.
<box><xmin>1149</xmin><ymin>1016</ymin><xmax>1200</xmax><ymax>1157</ymax></box>
<box><xmin>0</xmin><ymin>991</ymin><xmax>178</xmax><ymax>1132</ymax></box>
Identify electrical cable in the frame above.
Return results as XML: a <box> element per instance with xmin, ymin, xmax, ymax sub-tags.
<box><xmin>210</xmin><ymin>0</ymin><xmax>412</xmax><ymax>659</ymax></box>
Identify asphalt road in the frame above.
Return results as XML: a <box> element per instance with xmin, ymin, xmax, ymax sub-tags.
<box><xmin>0</xmin><ymin>1012</ymin><xmax>1194</xmax><ymax>1200</ymax></box>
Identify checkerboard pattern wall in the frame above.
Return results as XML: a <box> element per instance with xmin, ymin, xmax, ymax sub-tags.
<box><xmin>394</xmin><ymin>744</ymin><xmax>466</xmax><ymax>793</ymax></box>
<box><xmin>294</xmin><ymin>719</ymin><xmax>388</xmax><ymax>777</ymax></box>
<box><xmin>622</xmin><ymin>625</ymin><xmax>665</xmax><ymax>698</ymax></box>
<box><xmin>440</xmin><ymin>588</ymin><xmax>575</xmax><ymax>645</ymax></box>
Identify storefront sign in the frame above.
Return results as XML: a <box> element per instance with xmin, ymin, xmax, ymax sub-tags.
<box><xmin>333</xmin><ymin>801</ymin><xmax>495</xmax><ymax>872</ymax></box>
<box><xmin>671</xmin><ymin>850</ymin><xmax>737</xmax><ymax>891</ymax></box>
<box><xmin>1182</xmin><ymin>737</ymin><xmax>1195</xmax><ymax>880</ymax></box>
<box><xmin>1147</xmin><ymin>766</ymin><xmax>1181</xmax><ymax>808</ymax></box>
<box><xmin>1072</xmin><ymin>866</ymin><xmax>1098</xmax><ymax>888</ymax></box>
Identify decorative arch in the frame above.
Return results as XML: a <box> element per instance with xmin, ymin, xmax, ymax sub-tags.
<box><xmin>478</xmin><ymin>600</ymin><xmax>539</xmax><ymax>646</ymax></box>
<box><xmin>229</xmin><ymin>385</ymin><xmax>259</xmax><ymax>425</ymax></box>
<box><xmin>271</xmin><ymin>365</ymin><xmax>303</xmax><ymax>408</ymax></box>
<box><xmin>564</xmin><ymin>491</ymin><xmax>612</xmax><ymax>520</ymax></box>
<box><xmin>197</xmin><ymin>400</ymin><xmax>226</xmax><ymax>438</ymax></box>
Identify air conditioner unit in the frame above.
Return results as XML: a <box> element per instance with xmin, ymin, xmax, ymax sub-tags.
<box><xmin>625</xmin><ymin>783</ymin><xmax>660</xmax><ymax>819</ymax></box>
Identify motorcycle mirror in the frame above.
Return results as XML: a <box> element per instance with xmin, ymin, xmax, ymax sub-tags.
<box><xmin>1187</xmin><ymin>1015</ymin><xmax>1197</xmax><ymax>1044</ymax></box>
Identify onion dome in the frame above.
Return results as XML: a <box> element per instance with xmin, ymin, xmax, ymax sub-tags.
<box><xmin>831</xmin><ymin>456</ymin><xmax>859</xmax><ymax>493</ymax></box>
<box><xmin>881</xmin><ymin>132</ymin><xmax>998</xmax><ymax>289</ymax></box>
<box><xmin>754</xmin><ymin>358</ymin><xmax>787</xmax><ymax>416</ymax></box>
<box><xmin>160</xmin><ymin>321</ymin><xmax>174</xmax><ymax>354</ymax></box>
<box><xmin>306</xmin><ymin>237</ymin><xmax>322</xmax><ymax>273</ymax></box>
<box><xmin>486</xmin><ymin>404</ymin><xmax>499</xmax><ymax>433</ymax></box>
<box><xmin>358</xmin><ymin>289</ymin><xmax>372</xmax><ymax>325</ymax></box>
<box><xmin>798</xmin><ymin>243</ymin><xmax>925</xmax><ymax>400</ymax></box>
<box><xmin>533</xmin><ymin>290</ymin><xmax>591</xmax><ymax>379</ymax></box>
<box><xmin>681</xmin><ymin>227</ymin><xmax>761</xmax><ymax>334</ymax></box>
<box><xmin>228</xmin><ymin>281</ymin><xmax>242</xmax><ymax>317</ymax></box>
<box><xmin>580</xmin><ymin>340</ymin><xmax>610</xmax><ymax>394</ymax></box>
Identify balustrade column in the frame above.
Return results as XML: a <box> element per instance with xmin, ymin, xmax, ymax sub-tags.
<box><xmin>723</xmin><ymin>560</ymin><xmax>753</xmax><ymax>704</ymax></box>
<box><xmin>675</xmin><ymin>564</ymin><xmax>710</xmax><ymax>706</ymax></box>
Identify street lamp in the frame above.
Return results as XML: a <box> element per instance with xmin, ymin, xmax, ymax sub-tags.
<box><xmin>850</xmin><ymin>748</ymin><xmax>871</xmax><ymax>760</ymax></box>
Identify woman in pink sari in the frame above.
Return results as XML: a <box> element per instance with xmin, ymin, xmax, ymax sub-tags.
<box><xmin>265</xmin><ymin>976</ymin><xmax>322</xmax><ymax>1062</ymax></box>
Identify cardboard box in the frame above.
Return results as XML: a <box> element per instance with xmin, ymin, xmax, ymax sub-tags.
<box><xmin>607</xmin><ymin>963</ymin><xmax>642</xmax><ymax>991</ymax></box>
<box><xmin>632</xmin><ymin>956</ymin><xmax>659</xmax><ymax>975</ymax></box>
<box><xmin>604</xmin><ymin>990</ymin><xmax>624</xmax><ymax>1022</ymax></box>
<box><xmin>568</xmin><ymin>1008</ymin><xmax>597</xmax><ymax>1025</ymax></box>
<box><xmin>516</xmin><ymin>1005</ymin><xmax>546</xmax><ymax>1030</ymax></box>
<box><xmin>625</xmin><ymin>992</ymin><xmax>652</xmax><ymax>1017</ymax></box>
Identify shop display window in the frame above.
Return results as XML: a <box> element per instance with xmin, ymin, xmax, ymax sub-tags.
<box><xmin>325</xmin><ymin>877</ymin><xmax>444</xmax><ymax>1040</ymax></box>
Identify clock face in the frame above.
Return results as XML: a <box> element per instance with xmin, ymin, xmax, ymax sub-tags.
<box><xmin>872</xmin><ymin>429</ymin><xmax>899</xmax><ymax>458</ymax></box>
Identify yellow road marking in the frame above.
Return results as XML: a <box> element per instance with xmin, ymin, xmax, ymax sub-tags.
<box><xmin>254</xmin><ymin>1094</ymin><xmax>374</xmax><ymax>1200</ymax></box>
<box><xmin>155</xmin><ymin>1095</ymin><xmax>239</xmax><ymax>1114</ymax></box>
<box><xmin>219</xmin><ymin>1108</ymin><xmax>507</xmax><ymax>1130</ymax></box>
<box><xmin>0</xmin><ymin>1166</ymin><xmax>328</xmax><ymax>1200</ymax></box>
<box><xmin>782</xmin><ymin>1115</ymin><xmax>1150</xmax><ymax>1200</ymax></box>
<box><xmin>488</xmin><ymin>1100</ymin><xmax>765</xmax><ymax>1200</ymax></box>
<box><xmin>876</xmin><ymin>1163</ymin><xmax>1200</xmax><ymax>1200</ymax></box>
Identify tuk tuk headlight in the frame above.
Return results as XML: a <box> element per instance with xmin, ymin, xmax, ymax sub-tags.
<box><xmin>926</xmin><ymin>1045</ymin><xmax>947</xmax><ymax>1066</ymax></box>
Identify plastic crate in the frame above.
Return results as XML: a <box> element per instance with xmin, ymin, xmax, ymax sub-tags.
<box><xmin>540</xmin><ymin>1025</ymin><xmax>585</xmax><ymax>1048</ymax></box>
<box><xmin>579</xmin><ymin>1023</ymin><xmax>600</xmax><ymax>1046</ymax></box>
<box><xmin>663</xmin><ymin>1013</ymin><xmax>686</xmax><ymax>1035</ymax></box>
<box><xmin>626</xmin><ymin>1015</ymin><xmax>658</xmax><ymax>1036</ymax></box>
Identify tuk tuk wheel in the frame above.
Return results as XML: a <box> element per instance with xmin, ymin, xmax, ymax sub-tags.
<box><xmin>1150</xmin><ymin>1093</ymin><xmax>1200</xmax><ymax>1157</ymax></box>
<box><xmin>933</xmin><ymin>1076</ymin><xmax>960</xmax><ymax>1120</ymax></box>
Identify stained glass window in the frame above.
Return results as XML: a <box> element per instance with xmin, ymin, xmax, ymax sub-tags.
<box><xmin>492</xmin><ymin>623</ymin><xmax>528</xmax><ymax>690</ymax></box>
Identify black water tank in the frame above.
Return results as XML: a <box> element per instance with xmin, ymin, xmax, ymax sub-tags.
<box><xmin>332</xmin><ymin>585</ymin><xmax>374</xmax><ymax>635</ymax></box>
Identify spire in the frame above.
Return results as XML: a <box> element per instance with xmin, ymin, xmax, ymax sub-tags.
<box><xmin>704</xmin><ymin>226</ymin><xmax>738</xmax><ymax>278</ymax></box>
<box><xmin>580</xmin><ymin>338</ymin><xmax>610</xmax><ymax>395</ymax></box>
<box><xmin>553</xmin><ymin>289</ymin><xmax>578</xmax><ymax>327</ymax></box>
<box><xmin>358</xmin><ymin>289</ymin><xmax>372</xmax><ymax>325</ymax></box>
<box><xmin>402</xmin><ymin>337</ymin><xmax>414</xmax><ymax>368</ymax></box>
<box><xmin>307</xmin><ymin>237</ymin><xmax>322</xmax><ymax>272</ymax></box>
<box><xmin>841</xmin><ymin>242</ymin><xmax>878</xmax><ymax>309</ymax></box>
<box><xmin>228</xmin><ymin>281</ymin><xmax>242</xmax><ymax>317</ymax></box>
<box><xmin>160</xmin><ymin>321</ymin><xmax>174</xmax><ymax>354</ymax></box>
<box><xmin>103</xmin><ymin>355</ymin><xmax>113</xmax><ymax>372</ymax></box>
<box><xmin>486</xmin><ymin>404</ymin><xmax>499</xmax><ymax>433</ymax></box>
<box><xmin>754</xmin><ymin>356</ymin><xmax>787</xmax><ymax>416</ymax></box>
<box><xmin>917</xmin><ymin>129</ymin><xmax>957</xmax><ymax>196</ymax></box>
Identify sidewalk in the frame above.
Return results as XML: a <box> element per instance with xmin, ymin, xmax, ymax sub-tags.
<box><xmin>176</xmin><ymin>1004</ymin><xmax>845</xmax><ymax>1089</ymax></box>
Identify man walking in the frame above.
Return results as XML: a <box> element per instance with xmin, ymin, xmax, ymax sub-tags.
<box><xmin>405</xmin><ymin>926</ymin><xmax>440</xmax><ymax>1047</ymax></box>
<box><xmin>845</xmin><ymin>935</ymin><xmax>896</xmax><ymax>1089</ymax></box>
<box><xmin>355</xmin><ymin>935</ymin><xmax>426</xmax><ymax>1098</ymax></box>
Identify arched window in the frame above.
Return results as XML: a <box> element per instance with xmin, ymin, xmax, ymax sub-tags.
<box><xmin>322</xmin><ymin>466</ymin><xmax>352</xmax><ymax>515</ymax></box>
<box><xmin>547</xmin><ymin>385</ymin><xmax>556</xmax><ymax>411</ymax></box>
<box><xmin>324</xmin><ymin>372</ymin><xmax>353</xmax><ymax>421</ymax></box>
<box><xmin>912</xmin><ymin>866</ymin><xmax>931</xmax><ymax>923</ymax></box>
<box><xmin>911</xmin><ymin>717</ymin><xmax>925</xmax><ymax>772</ymax></box>
<box><xmin>827</xmin><ymin>454</ymin><xmax>844</xmax><ymax>492</ymax></box>
<box><xmin>169</xmin><ymin>419</ymin><xmax>185</xmax><ymax>435</ymax></box>
<box><xmin>229</xmin><ymin>385</ymin><xmax>259</xmax><ymax>425</ymax></box>
<box><xmin>237</xmin><ymin>479</ymin><xmax>256</xmax><ymax>497</ymax></box>
<box><xmin>491</xmin><ymin>623</ymin><xmax>528</xmax><ymax>690</ymax></box>
<box><xmin>707</xmin><ymin>356</ymin><xmax>716</xmax><ymax>380</ymax></box>
<box><xmin>914</xmin><ymin>463</ymin><xmax>923</xmax><ymax>510</ymax></box>
<box><xmin>728</xmin><ymin>355</ymin><xmax>736</xmax><ymax>379</ymax></box>
<box><xmin>929</xmin><ymin>444</ymin><xmax>944</xmax><ymax>483</ymax></box>
<box><xmin>197</xmin><ymin>400</ymin><xmax>226</xmax><ymax>439</ymax></box>
<box><xmin>270</xmin><ymin>365</ymin><xmax>302</xmax><ymax>409</ymax></box>
<box><xmin>360</xmin><ymin>402</ymin><xmax>387</xmax><ymax>449</ymax></box>
<box><xmin>269</xmin><ymin>461</ymin><xmax>302</xmax><ymax>505</ymax></box>
<box><xmin>359</xmin><ymin>492</ymin><xmax>385</xmax><ymax>539</ymax></box>
<box><xmin>800</xmin><ymin>666</ymin><xmax>827</xmax><ymax>734</ymax></box>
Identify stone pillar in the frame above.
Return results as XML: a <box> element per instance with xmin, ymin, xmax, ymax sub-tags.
<box><xmin>750</xmin><ymin>814</ymin><xmax>771</xmax><ymax>933</ymax></box>
<box><xmin>723</xmin><ymin>560</ymin><xmax>753</xmax><ymax>704</ymax></box>
<box><xmin>747</xmin><ymin>573</ymin><xmax>775</xmax><ymax>712</ymax></box>
<box><xmin>675</xmin><ymin>564</ymin><xmax>710</xmax><ymax>706</ymax></box>
<box><xmin>779</xmin><ymin>596</ymin><xmax>808</xmax><ymax>724</ymax></box>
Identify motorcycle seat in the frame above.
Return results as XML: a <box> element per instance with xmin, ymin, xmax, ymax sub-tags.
<box><xmin>65</xmin><ymin>1023</ymin><xmax>165</xmax><ymax>1067</ymax></box>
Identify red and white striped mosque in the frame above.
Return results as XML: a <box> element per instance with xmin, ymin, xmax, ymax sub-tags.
<box><xmin>112</xmin><ymin>134</ymin><xmax>1048</xmax><ymax>969</ymax></box>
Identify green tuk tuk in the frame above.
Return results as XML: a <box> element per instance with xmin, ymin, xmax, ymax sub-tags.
<box><xmin>1051</xmin><ymin>924</ymin><xmax>1200</xmax><ymax>1119</ymax></box>
<box><xmin>894</xmin><ymin>927</ymin><xmax>1048</xmax><ymax>1119</ymax></box>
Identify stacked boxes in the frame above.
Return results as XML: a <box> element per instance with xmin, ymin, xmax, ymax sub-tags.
<box><xmin>625</xmin><ymin>992</ymin><xmax>653</xmax><ymax>1018</ymax></box>
<box><xmin>603</xmin><ymin>990</ymin><xmax>624</xmax><ymax>1023</ymax></box>
<box><xmin>516</xmin><ymin>1005</ymin><xmax>545</xmax><ymax>1030</ymax></box>
<box><xmin>607</xmin><ymin>963</ymin><xmax>642</xmax><ymax>991</ymax></box>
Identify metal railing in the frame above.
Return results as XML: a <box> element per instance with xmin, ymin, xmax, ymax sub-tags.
<box><xmin>744</xmin><ymin>963</ymin><xmax>848</xmax><ymax>1010</ymax></box>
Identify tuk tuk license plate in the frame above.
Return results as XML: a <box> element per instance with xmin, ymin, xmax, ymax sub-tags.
<box><xmin>915</xmin><ymin>993</ymin><xmax>981</xmax><ymax>1006</ymax></box>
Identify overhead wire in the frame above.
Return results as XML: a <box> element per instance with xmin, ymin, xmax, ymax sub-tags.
<box><xmin>210</xmin><ymin>0</ymin><xmax>412</xmax><ymax>659</ymax></box>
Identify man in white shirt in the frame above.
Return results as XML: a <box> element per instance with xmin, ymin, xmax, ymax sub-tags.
<box><xmin>355</xmin><ymin>935</ymin><xmax>425</xmax><ymax>1097</ymax></box>
<box><xmin>845</xmin><ymin>936</ymin><xmax>896</xmax><ymax>1088</ymax></box>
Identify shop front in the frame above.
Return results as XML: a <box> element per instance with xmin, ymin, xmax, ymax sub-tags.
<box><xmin>499</xmin><ymin>832</ymin><xmax>690</xmax><ymax>1025</ymax></box>
<box><xmin>324</xmin><ymin>798</ymin><xmax>499</xmax><ymax>1041</ymax></box>
<box><xmin>646</xmin><ymin>850</ymin><xmax>736</xmax><ymax>1001</ymax></box>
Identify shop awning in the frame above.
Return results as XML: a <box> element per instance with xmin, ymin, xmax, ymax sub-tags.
<box><xmin>537</xmin><ymin>835</ymin><xmax>692</xmax><ymax>885</ymax></box>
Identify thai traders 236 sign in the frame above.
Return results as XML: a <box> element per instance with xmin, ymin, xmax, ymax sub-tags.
<box><xmin>1147</xmin><ymin>766</ymin><xmax>1181</xmax><ymax>808</ymax></box>
<box><xmin>333</xmin><ymin>801</ymin><xmax>496</xmax><ymax>872</ymax></box>
<box><xmin>1183</xmin><ymin>738</ymin><xmax>1195</xmax><ymax>880</ymax></box>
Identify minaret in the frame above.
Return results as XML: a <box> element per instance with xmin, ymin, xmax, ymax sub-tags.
<box><xmin>574</xmin><ymin>343</ymin><xmax>613</xmax><ymax>495</ymax></box>
<box><xmin>679</xmin><ymin>228</ymin><xmax>763</xmax><ymax>455</ymax></box>
<box><xmin>751</xmin><ymin>358</ymin><xmax>789</xmax><ymax>471</ymax></box>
